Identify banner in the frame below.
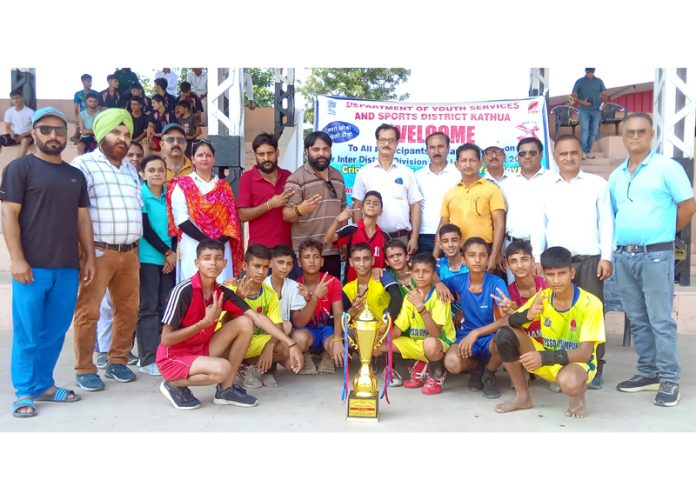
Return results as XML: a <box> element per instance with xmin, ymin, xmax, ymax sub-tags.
<box><xmin>314</xmin><ymin>95</ymin><xmax>552</xmax><ymax>201</ymax></box>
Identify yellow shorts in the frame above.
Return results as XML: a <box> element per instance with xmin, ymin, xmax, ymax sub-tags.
<box><xmin>528</xmin><ymin>340</ymin><xmax>597</xmax><ymax>385</ymax></box>
<box><xmin>244</xmin><ymin>334</ymin><xmax>272</xmax><ymax>359</ymax></box>
<box><xmin>392</xmin><ymin>336</ymin><xmax>449</xmax><ymax>363</ymax></box>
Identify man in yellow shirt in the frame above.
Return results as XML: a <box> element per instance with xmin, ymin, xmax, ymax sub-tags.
<box><xmin>436</xmin><ymin>143</ymin><xmax>506</xmax><ymax>272</ymax></box>
<box><xmin>494</xmin><ymin>246</ymin><xmax>605</xmax><ymax>418</ymax></box>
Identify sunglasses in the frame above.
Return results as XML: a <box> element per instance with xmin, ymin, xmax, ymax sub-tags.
<box><xmin>34</xmin><ymin>125</ymin><xmax>68</xmax><ymax>137</ymax></box>
<box><xmin>192</xmin><ymin>139</ymin><xmax>212</xmax><ymax>146</ymax></box>
<box><xmin>325</xmin><ymin>180</ymin><xmax>338</xmax><ymax>199</ymax></box>
<box><xmin>518</xmin><ymin>150</ymin><xmax>539</xmax><ymax>158</ymax></box>
<box><xmin>163</xmin><ymin>136</ymin><xmax>186</xmax><ymax>144</ymax></box>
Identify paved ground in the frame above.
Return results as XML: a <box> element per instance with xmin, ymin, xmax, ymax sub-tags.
<box><xmin>1</xmin><ymin>331</ymin><xmax>694</xmax><ymax>432</ymax></box>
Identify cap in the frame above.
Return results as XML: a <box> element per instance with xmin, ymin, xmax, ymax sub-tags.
<box><xmin>32</xmin><ymin>107</ymin><xmax>67</xmax><ymax>127</ymax></box>
<box><xmin>585</xmin><ymin>67</ymin><xmax>596</xmax><ymax>73</ymax></box>
<box><xmin>161</xmin><ymin>123</ymin><xmax>185</xmax><ymax>135</ymax></box>
<box><xmin>483</xmin><ymin>140</ymin><xmax>505</xmax><ymax>153</ymax></box>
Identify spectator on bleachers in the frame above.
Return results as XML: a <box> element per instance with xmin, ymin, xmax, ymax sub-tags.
<box><xmin>155</xmin><ymin>68</ymin><xmax>179</xmax><ymax>97</ymax></box>
<box><xmin>178</xmin><ymin>82</ymin><xmax>203</xmax><ymax>127</ymax></box>
<box><xmin>100</xmin><ymin>74</ymin><xmax>123</xmax><ymax>109</ymax></box>
<box><xmin>77</xmin><ymin>92</ymin><xmax>101</xmax><ymax>154</ymax></box>
<box><xmin>147</xmin><ymin>95</ymin><xmax>176</xmax><ymax>152</ymax></box>
<box><xmin>175</xmin><ymin>100</ymin><xmax>201</xmax><ymax>155</ymax></box>
<box><xmin>186</xmin><ymin>68</ymin><xmax>207</xmax><ymax>116</ymax></box>
<box><xmin>114</xmin><ymin>68</ymin><xmax>141</xmax><ymax>101</ymax></box>
<box><xmin>72</xmin><ymin>74</ymin><xmax>100</xmax><ymax>144</ymax></box>
<box><xmin>128</xmin><ymin>96</ymin><xmax>149</xmax><ymax>147</ymax></box>
<box><xmin>153</xmin><ymin>78</ymin><xmax>177</xmax><ymax>113</ymax></box>
<box><xmin>1</xmin><ymin>90</ymin><xmax>34</xmax><ymax>159</ymax></box>
<box><xmin>127</xmin><ymin>84</ymin><xmax>151</xmax><ymax>114</ymax></box>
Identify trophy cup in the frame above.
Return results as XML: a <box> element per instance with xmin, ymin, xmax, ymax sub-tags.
<box><xmin>343</xmin><ymin>300</ymin><xmax>392</xmax><ymax>422</ymax></box>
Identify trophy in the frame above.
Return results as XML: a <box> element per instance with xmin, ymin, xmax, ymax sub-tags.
<box><xmin>342</xmin><ymin>301</ymin><xmax>392</xmax><ymax>422</ymax></box>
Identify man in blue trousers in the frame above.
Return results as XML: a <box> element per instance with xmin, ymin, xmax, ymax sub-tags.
<box><xmin>0</xmin><ymin>107</ymin><xmax>96</xmax><ymax>417</ymax></box>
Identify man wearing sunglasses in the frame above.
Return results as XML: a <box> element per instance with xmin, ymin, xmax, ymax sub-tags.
<box><xmin>609</xmin><ymin>113</ymin><xmax>696</xmax><ymax>407</ymax></box>
<box><xmin>160</xmin><ymin>123</ymin><xmax>193</xmax><ymax>182</ymax></box>
<box><xmin>1</xmin><ymin>107</ymin><xmax>95</xmax><ymax>417</ymax></box>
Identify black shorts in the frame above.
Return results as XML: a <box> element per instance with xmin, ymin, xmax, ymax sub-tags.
<box><xmin>0</xmin><ymin>134</ymin><xmax>33</xmax><ymax>147</ymax></box>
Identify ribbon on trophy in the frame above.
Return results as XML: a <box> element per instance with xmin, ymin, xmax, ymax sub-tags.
<box><xmin>380</xmin><ymin>312</ymin><xmax>393</xmax><ymax>404</ymax></box>
<box><xmin>341</xmin><ymin>312</ymin><xmax>351</xmax><ymax>401</ymax></box>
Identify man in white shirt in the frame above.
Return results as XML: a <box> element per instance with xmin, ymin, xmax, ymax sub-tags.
<box><xmin>1</xmin><ymin>90</ymin><xmax>34</xmax><ymax>158</ymax></box>
<box><xmin>530</xmin><ymin>134</ymin><xmax>614</xmax><ymax>389</ymax></box>
<box><xmin>415</xmin><ymin>132</ymin><xmax>460</xmax><ymax>254</ymax></box>
<box><xmin>482</xmin><ymin>141</ymin><xmax>510</xmax><ymax>184</ymax></box>
<box><xmin>155</xmin><ymin>68</ymin><xmax>179</xmax><ymax>97</ymax></box>
<box><xmin>352</xmin><ymin>123</ymin><xmax>423</xmax><ymax>254</ymax></box>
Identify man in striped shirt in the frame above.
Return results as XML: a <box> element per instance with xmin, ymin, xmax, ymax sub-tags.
<box><xmin>71</xmin><ymin>108</ymin><xmax>143</xmax><ymax>392</ymax></box>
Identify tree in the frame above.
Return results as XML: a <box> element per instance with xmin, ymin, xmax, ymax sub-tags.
<box><xmin>245</xmin><ymin>68</ymin><xmax>274</xmax><ymax>108</ymax></box>
<box><xmin>298</xmin><ymin>68</ymin><xmax>411</xmax><ymax>125</ymax></box>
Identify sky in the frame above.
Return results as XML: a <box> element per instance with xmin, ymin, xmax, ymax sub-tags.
<box><xmin>2</xmin><ymin>0</ymin><xmax>694</xmax><ymax>498</ymax></box>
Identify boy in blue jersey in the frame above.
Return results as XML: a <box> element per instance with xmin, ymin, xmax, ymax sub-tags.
<box><xmin>442</xmin><ymin>237</ymin><xmax>510</xmax><ymax>399</ymax></box>
<box><xmin>435</xmin><ymin>223</ymin><xmax>468</xmax><ymax>279</ymax></box>
<box><xmin>494</xmin><ymin>246</ymin><xmax>605</xmax><ymax>418</ymax></box>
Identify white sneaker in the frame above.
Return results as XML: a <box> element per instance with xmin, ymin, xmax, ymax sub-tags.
<box><xmin>240</xmin><ymin>365</ymin><xmax>263</xmax><ymax>389</ymax></box>
<box><xmin>261</xmin><ymin>372</ymin><xmax>278</xmax><ymax>387</ymax></box>
<box><xmin>138</xmin><ymin>363</ymin><xmax>161</xmax><ymax>376</ymax></box>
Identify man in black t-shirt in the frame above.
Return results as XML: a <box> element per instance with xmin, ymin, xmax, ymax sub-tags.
<box><xmin>0</xmin><ymin>107</ymin><xmax>96</xmax><ymax>418</ymax></box>
<box><xmin>128</xmin><ymin>96</ymin><xmax>149</xmax><ymax>145</ymax></box>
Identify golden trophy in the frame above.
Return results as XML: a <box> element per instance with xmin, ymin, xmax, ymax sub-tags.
<box><xmin>342</xmin><ymin>301</ymin><xmax>392</xmax><ymax>422</ymax></box>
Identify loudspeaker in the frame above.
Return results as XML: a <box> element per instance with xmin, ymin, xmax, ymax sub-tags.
<box><xmin>208</xmin><ymin>135</ymin><xmax>241</xmax><ymax>168</ymax></box>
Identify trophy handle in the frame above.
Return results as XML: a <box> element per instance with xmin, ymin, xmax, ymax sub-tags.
<box><xmin>341</xmin><ymin>314</ymin><xmax>359</xmax><ymax>349</ymax></box>
<box><xmin>373</xmin><ymin>312</ymin><xmax>392</xmax><ymax>349</ymax></box>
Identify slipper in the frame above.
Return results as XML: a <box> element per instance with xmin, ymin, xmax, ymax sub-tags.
<box><xmin>35</xmin><ymin>387</ymin><xmax>82</xmax><ymax>403</ymax></box>
<box><xmin>12</xmin><ymin>398</ymin><xmax>37</xmax><ymax>418</ymax></box>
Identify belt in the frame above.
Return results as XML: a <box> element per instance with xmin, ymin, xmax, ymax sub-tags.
<box><xmin>94</xmin><ymin>241</ymin><xmax>138</xmax><ymax>252</ymax></box>
<box><xmin>571</xmin><ymin>254</ymin><xmax>599</xmax><ymax>263</ymax></box>
<box><xmin>388</xmin><ymin>229</ymin><xmax>410</xmax><ymax>239</ymax></box>
<box><xmin>505</xmin><ymin>234</ymin><xmax>528</xmax><ymax>243</ymax></box>
<box><xmin>616</xmin><ymin>242</ymin><xmax>674</xmax><ymax>254</ymax></box>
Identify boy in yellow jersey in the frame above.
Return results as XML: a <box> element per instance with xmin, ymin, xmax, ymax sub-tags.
<box><xmin>343</xmin><ymin>243</ymin><xmax>403</xmax><ymax>383</ymax></box>
<box><xmin>221</xmin><ymin>244</ymin><xmax>312</xmax><ymax>388</ymax></box>
<box><xmin>494</xmin><ymin>246</ymin><xmax>605</xmax><ymax>418</ymax></box>
<box><xmin>374</xmin><ymin>252</ymin><xmax>455</xmax><ymax>395</ymax></box>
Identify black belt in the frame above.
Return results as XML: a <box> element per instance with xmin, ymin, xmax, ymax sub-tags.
<box><xmin>388</xmin><ymin>229</ymin><xmax>410</xmax><ymax>239</ymax></box>
<box><xmin>95</xmin><ymin>241</ymin><xmax>138</xmax><ymax>252</ymax></box>
<box><xmin>571</xmin><ymin>254</ymin><xmax>599</xmax><ymax>263</ymax></box>
<box><xmin>616</xmin><ymin>242</ymin><xmax>674</xmax><ymax>254</ymax></box>
<box><xmin>505</xmin><ymin>234</ymin><xmax>528</xmax><ymax>243</ymax></box>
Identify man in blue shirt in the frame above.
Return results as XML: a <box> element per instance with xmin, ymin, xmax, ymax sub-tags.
<box><xmin>571</xmin><ymin>68</ymin><xmax>607</xmax><ymax>159</ymax></box>
<box><xmin>608</xmin><ymin>112</ymin><xmax>696</xmax><ymax>407</ymax></box>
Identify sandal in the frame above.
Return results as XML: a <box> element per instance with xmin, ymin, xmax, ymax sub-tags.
<box><xmin>35</xmin><ymin>387</ymin><xmax>82</xmax><ymax>403</ymax></box>
<box><xmin>12</xmin><ymin>398</ymin><xmax>37</xmax><ymax>418</ymax></box>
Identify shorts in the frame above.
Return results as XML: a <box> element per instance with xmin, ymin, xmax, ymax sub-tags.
<box><xmin>156</xmin><ymin>343</ymin><xmax>209</xmax><ymax>381</ymax></box>
<box><xmin>307</xmin><ymin>325</ymin><xmax>335</xmax><ymax>353</ymax></box>
<box><xmin>0</xmin><ymin>134</ymin><xmax>33</xmax><ymax>147</ymax></box>
<box><xmin>244</xmin><ymin>334</ymin><xmax>272</xmax><ymax>359</ymax></box>
<box><xmin>79</xmin><ymin>135</ymin><xmax>97</xmax><ymax>152</ymax></box>
<box><xmin>392</xmin><ymin>336</ymin><xmax>450</xmax><ymax>363</ymax></box>
<box><xmin>151</xmin><ymin>136</ymin><xmax>161</xmax><ymax>151</ymax></box>
<box><xmin>528</xmin><ymin>341</ymin><xmax>597</xmax><ymax>384</ymax></box>
<box><xmin>454</xmin><ymin>331</ymin><xmax>494</xmax><ymax>361</ymax></box>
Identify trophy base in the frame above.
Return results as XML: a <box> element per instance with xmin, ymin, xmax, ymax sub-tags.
<box><xmin>346</xmin><ymin>391</ymin><xmax>379</xmax><ymax>422</ymax></box>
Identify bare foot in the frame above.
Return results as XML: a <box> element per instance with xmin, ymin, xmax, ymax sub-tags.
<box><xmin>495</xmin><ymin>396</ymin><xmax>534</xmax><ymax>413</ymax></box>
<box><xmin>565</xmin><ymin>394</ymin><xmax>586</xmax><ymax>418</ymax></box>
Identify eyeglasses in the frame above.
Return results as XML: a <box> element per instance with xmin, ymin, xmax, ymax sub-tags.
<box><xmin>34</xmin><ymin>125</ymin><xmax>68</xmax><ymax>136</ymax></box>
<box><xmin>623</xmin><ymin>128</ymin><xmax>650</xmax><ymax>138</ymax></box>
<box><xmin>484</xmin><ymin>149</ymin><xmax>505</xmax><ymax>157</ymax></box>
<box><xmin>325</xmin><ymin>180</ymin><xmax>338</xmax><ymax>199</ymax></box>
<box><xmin>193</xmin><ymin>139</ymin><xmax>212</xmax><ymax>146</ymax></box>
<box><xmin>518</xmin><ymin>150</ymin><xmax>539</xmax><ymax>158</ymax></box>
<box><xmin>164</xmin><ymin>136</ymin><xmax>186</xmax><ymax>144</ymax></box>
<box><xmin>377</xmin><ymin>138</ymin><xmax>398</xmax><ymax>145</ymax></box>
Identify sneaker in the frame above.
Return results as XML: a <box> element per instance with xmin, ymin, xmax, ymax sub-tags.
<box><xmin>104</xmin><ymin>363</ymin><xmax>137</xmax><ymax>383</ymax></box>
<box><xmin>616</xmin><ymin>375</ymin><xmax>660</xmax><ymax>393</ymax></box>
<box><xmin>261</xmin><ymin>371</ymin><xmax>278</xmax><ymax>388</ymax></box>
<box><xmin>127</xmin><ymin>351</ymin><xmax>139</xmax><ymax>366</ymax></box>
<box><xmin>654</xmin><ymin>381</ymin><xmax>681</xmax><ymax>407</ymax></box>
<box><xmin>588</xmin><ymin>372</ymin><xmax>603</xmax><ymax>390</ymax></box>
<box><xmin>548</xmin><ymin>382</ymin><xmax>562</xmax><ymax>393</ymax></box>
<box><xmin>404</xmin><ymin>361</ymin><xmax>429</xmax><ymax>389</ymax></box>
<box><xmin>482</xmin><ymin>370</ymin><xmax>501</xmax><ymax>399</ymax></box>
<box><xmin>160</xmin><ymin>381</ymin><xmax>201</xmax><ymax>410</ymax></box>
<box><xmin>76</xmin><ymin>373</ymin><xmax>105</xmax><ymax>392</ymax></box>
<box><xmin>213</xmin><ymin>384</ymin><xmax>258</xmax><ymax>407</ymax></box>
<box><xmin>469</xmin><ymin>369</ymin><xmax>483</xmax><ymax>392</ymax></box>
<box><xmin>383</xmin><ymin>367</ymin><xmax>403</xmax><ymax>387</ymax></box>
<box><xmin>317</xmin><ymin>351</ymin><xmax>336</xmax><ymax>374</ymax></box>
<box><xmin>582</xmin><ymin>153</ymin><xmax>587</xmax><ymax>160</ymax></box>
<box><xmin>297</xmin><ymin>352</ymin><xmax>318</xmax><ymax>375</ymax></box>
<box><xmin>239</xmin><ymin>365</ymin><xmax>263</xmax><ymax>389</ymax></box>
<box><xmin>422</xmin><ymin>373</ymin><xmax>446</xmax><ymax>395</ymax></box>
<box><xmin>95</xmin><ymin>352</ymin><xmax>108</xmax><ymax>370</ymax></box>
<box><xmin>138</xmin><ymin>363</ymin><xmax>161</xmax><ymax>376</ymax></box>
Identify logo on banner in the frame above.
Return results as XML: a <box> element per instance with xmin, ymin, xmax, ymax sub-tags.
<box><xmin>328</xmin><ymin>100</ymin><xmax>336</xmax><ymax>116</ymax></box>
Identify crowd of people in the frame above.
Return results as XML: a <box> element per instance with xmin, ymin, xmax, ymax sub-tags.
<box><xmin>1</xmin><ymin>79</ymin><xmax>693</xmax><ymax>421</ymax></box>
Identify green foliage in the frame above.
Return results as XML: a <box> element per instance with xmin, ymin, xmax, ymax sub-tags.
<box><xmin>298</xmin><ymin>68</ymin><xmax>411</xmax><ymax>124</ymax></box>
<box><xmin>246</xmin><ymin>68</ymin><xmax>274</xmax><ymax>107</ymax></box>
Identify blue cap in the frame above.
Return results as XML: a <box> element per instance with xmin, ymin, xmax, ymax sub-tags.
<box><xmin>161</xmin><ymin>122</ymin><xmax>185</xmax><ymax>135</ymax></box>
<box><xmin>32</xmin><ymin>107</ymin><xmax>67</xmax><ymax>126</ymax></box>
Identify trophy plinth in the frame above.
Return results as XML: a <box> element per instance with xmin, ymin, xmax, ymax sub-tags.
<box><xmin>344</xmin><ymin>302</ymin><xmax>390</xmax><ymax>422</ymax></box>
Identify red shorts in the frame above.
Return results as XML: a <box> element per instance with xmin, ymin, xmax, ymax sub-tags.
<box><xmin>156</xmin><ymin>343</ymin><xmax>210</xmax><ymax>381</ymax></box>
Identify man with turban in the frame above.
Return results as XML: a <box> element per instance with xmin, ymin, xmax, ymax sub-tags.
<box><xmin>71</xmin><ymin>108</ymin><xmax>144</xmax><ymax>391</ymax></box>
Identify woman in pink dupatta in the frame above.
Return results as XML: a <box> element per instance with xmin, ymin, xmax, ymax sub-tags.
<box><xmin>167</xmin><ymin>140</ymin><xmax>243</xmax><ymax>284</ymax></box>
